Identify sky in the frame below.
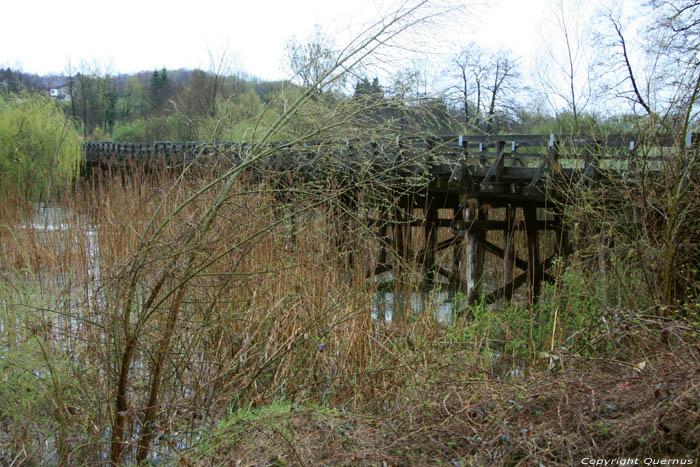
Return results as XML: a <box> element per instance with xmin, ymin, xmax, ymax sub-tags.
<box><xmin>2</xmin><ymin>0</ymin><xmax>552</xmax><ymax>80</ymax></box>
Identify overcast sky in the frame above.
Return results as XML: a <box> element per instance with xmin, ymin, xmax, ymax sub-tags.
<box><xmin>3</xmin><ymin>0</ymin><xmax>554</xmax><ymax>79</ymax></box>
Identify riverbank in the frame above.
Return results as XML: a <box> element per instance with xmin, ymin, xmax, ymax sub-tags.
<box><xmin>0</xmin><ymin>167</ymin><xmax>698</xmax><ymax>465</ymax></box>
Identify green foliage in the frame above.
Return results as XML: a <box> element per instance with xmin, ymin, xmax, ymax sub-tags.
<box><xmin>196</xmin><ymin>88</ymin><xmax>265</xmax><ymax>141</ymax></box>
<box><xmin>149</xmin><ymin>67</ymin><xmax>172</xmax><ymax>110</ymax></box>
<box><xmin>0</xmin><ymin>92</ymin><xmax>82</xmax><ymax>200</ymax></box>
<box><xmin>354</xmin><ymin>77</ymin><xmax>383</xmax><ymax>100</ymax></box>
<box><xmin>112</xmin><ymin>118</ymin><xmax>148</xmax><ymax>141</ymax></box>
<box><xmin>112</xmin><ymin>115</ymin><xmax>193</xmax><ymax>141</ymax></box>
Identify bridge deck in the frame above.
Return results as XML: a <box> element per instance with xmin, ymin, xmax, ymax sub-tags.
<box><xmin>83</xmin><ymin>133</ymin><xmax>685</xmax><ymax>204</ymax></box>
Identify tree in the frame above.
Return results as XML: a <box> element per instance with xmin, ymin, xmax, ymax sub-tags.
<box><xmin>175</xmin><ymin>47</ymin><xmax>243</xmax><ymax>122</ymax></box>
<box><xmin>0</xmin><ymin>92</ymin><xmax>82</xmax><ymax>200</ymax></box>
<box><xmin>646</xmin><ymin>0</ymin><xmax>700</xmax><ymax>127</ymax></box>
<box><xmin>594</xmin><ymin>0</ymin><xmax>699</xmax><ymax>129</ymax></box>
<box><xmin>391</xmin><ymin>67</ymin><xmax>424</xmax><ymax>100</ymax></box>
<box><xmin>354</xmin><ymin>77</ymin><xmax>383</xmax><ymax>101</ymax></box>
<box><xmin>149</xmin><ymin>68</ymin><xmax>172</xmax><ymax>111</ymax></box>
<box><xmin>118</xmin><ymin>76</ymin><xmax>147</xmax><ymax>120</ymax></box>
<box><xmin>284</xmin><ymin>25</ymin><xmax>346</xmax><ymax>93</ymax></box>
<box><xmin>569</xmin><ymin>0</ymin><xmax>700</xmax><ymax>308</ymax></box>
<box><xmin>447</xmin><ymin>43</ymin><xmax>488</xmax><ymax>128</ymax></box>
<box><xmin>535</xmin><ymin>0</ymin><xmax>596</xmax><ymax>133</ymax></box>
<box><xmin>63</xmin><ymin>60</ymin><xmax>78</xmax><ymax>121</ymax></box>
<box><xmin>109</xmin><ymin>2</ymin><xmax>468</xmax><ymax>462</ymax></box>
<box><xmin>446</xmin><ymin>44</ymin><xmax>520</xmax><ymax>132</ymax></box>
<box><xmin>484</xmin><ymin>50</ymin><xmax>520</xmax><ymax>133</ymax></box>
<box><xmin>71</xmin><ymin>63</ymin><xmax>116</xmax><ymax>138</ymax></box>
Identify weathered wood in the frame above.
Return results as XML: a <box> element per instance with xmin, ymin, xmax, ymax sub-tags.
<box><xmin>525</xmin><ymin>204</ymin><xmax>541</xmax><ymax>302</ymax></box>
<box><xmin>503</xmin><ymin>204</ymin><xmax>516</xmax><ymax>304</ymax></box>
<box><xmin>464</xmin><ymin>199</ymin><xmax>486</xmax><ymax>305</ymax></box>
<box><xmin>484</xmin><ymin>252</ymin><xmax>559</xmax><ymax>305</ymax></box>
<box><xmin>479</xmin><ymin>140</ymin><xmax>507</xmax><ymax>192</ymax></box>
<box><xmin>423</xmin><ymin>198</ymin><xmax>439</xmax><ymax>283</ymax></box>
<box><xmin>452</xmin><ymin>209</ymin><xmax>466</xmax><ymax>291</ymax></box>
<box><xmin>478</xmin><ymin>237</ymin><xmax>554</xmax><ymax>283</ymax></box>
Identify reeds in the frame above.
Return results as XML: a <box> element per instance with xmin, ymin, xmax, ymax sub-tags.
<box><xmin>0</xmin><ymin>162</ymin><xmax>418</xmax><ymax>462</ymax></box>
<box><xmin>0</xmin><ymin>159</ymin><xmax>697</xmax><ymax>464</ymax></box>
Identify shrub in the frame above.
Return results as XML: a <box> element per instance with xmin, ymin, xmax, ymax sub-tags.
<box><xmin>111</xmin><ymin>118</ymin><xmax>147</xmax><ymax>141</ymax></box>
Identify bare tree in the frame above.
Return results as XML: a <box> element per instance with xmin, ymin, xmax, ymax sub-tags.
<box><xmin>447</xmin><ymin>42</ymin><xmax>488</xmax><ymax>128</ymax></box>
<box><xmin>535</xmin><ymin>0</ymin><xmax>596</xmax><ymax>132</ymax></box>
<box><xmin>108</xmin><ymin>3</ymin><xmax>469</xmax><ymax>461</ymax></box>
<box><xmin>484</xmin><ymin>49</ymin><xmax>520</xmax><ymax>133</ymax></box>
<box><xmin>284</xmin><ymin>25</ymin><xmax>346</xmax><ymax>93</ymax></box>
<box><xmin>391</xmin><ymin>66</ymin><xmax>424</xmax><ymax>100</ymax></box>
<box><xmin>594</xmin><ymin>0</ymin><xmax>699</xmax><ymax>130</ymax></box>
<box><xmin>446</xmin><ymin>44</ymin><xmax>519</xmax><ymax>132</ymax></box>
<box><xmin>591</xmin><ymin>3</ymin><xmax>660</xmax><ymax>120</ymax></box>
<box><xmin>646</xmin><ymin>0</ymin><xmax>700</xmax><ymax>127</ymax></box>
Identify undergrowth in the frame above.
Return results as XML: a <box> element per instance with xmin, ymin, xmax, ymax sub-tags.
<box><xmin>0</xmin><ymin>162</ymin><xmax>697</xmax><ymax>465</ymax></box>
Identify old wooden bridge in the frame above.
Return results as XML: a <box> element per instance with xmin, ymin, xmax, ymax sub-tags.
<box><xmin>83</xmin><ymin>133</ymin><xmax>690</xmax><ymax>305</ymax></box>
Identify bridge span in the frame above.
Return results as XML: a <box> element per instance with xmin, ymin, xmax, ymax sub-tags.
<box><xmin>82</xmin><ymin>133</ymin><xmax>694</xmax><ymax>305</ymax></box>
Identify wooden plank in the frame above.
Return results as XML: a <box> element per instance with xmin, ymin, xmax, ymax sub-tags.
<box><xmin>480</xmin><ymin>140</ymin><xmax>507</xmax><ymax>185</ymax></box>
<box><xmin>525</xmin><ymin>204</ymin><xmax>541</xmax><ymax>302</ymax></box>
<box><xmin>503</xmin><ymin>204</ymin><xmax>516</xmax><ymax>303</ymax></box>
<box><xmin>464</xmin><ymin>199</ymin><xmax>487</xmax><ymax>305</ymax></box>
<box><xmin>424</xmin><ymin>197</ymin><xmax>438</xmax><ymax>283</ymax></box>
<box><xmin>483</xmin><ymin>252</ymin><xmax>558</xmax><ymax>305</ymax></box>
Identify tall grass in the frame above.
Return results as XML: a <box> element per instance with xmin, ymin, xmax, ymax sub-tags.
<box><xmin>1</xmin><ymin>155</ymin><xmax>696</xmax><ymax>464</ymax></box>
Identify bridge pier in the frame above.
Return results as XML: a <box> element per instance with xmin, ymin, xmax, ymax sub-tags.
<box><xmin>503</xmin><ymin>204</ymin><xmax>516</xmax><ymax>303</ymax></box>
<box><xmin>525</xmin><ymin>203</ymin><xmax>541</xmax><ymax>303</ymax></box>
<box><xmin>463</xmin><ymin>198</ymin><xmax>486</xmax><ymax>305</ymax></box>
<box><xmin>423</xmin><ymin>196</ymin><xmax>439</xmax><ymax>284</ymax></box>
<box><xmin>379</xmin><ymin>198</ymin><xmax>569</xmax><ymax>308</ymax></box>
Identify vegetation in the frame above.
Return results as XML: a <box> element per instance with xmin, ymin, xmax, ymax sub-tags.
<box><xmin>0</xmin><ymin>93</ymin><xmax>82</xmax><ymax>200</ymax></box>
<box><xmin>0</xmin><ymin>0</ymin><xmax>698</xmax><ymax>465</ymax></box>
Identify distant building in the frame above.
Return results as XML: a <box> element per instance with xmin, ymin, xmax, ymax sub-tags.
<box><xmin>49</xmin><ymin>81</ymin><xmax>71</xmax><ymax>101</ymax></box>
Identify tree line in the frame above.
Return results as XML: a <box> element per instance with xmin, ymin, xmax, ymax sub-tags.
<box><xmin>1</xmin><ymin>0</ymin><xmax>698</xmax><ymax>143</ymax></box>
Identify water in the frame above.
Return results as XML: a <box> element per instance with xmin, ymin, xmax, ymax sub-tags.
<box><xmin>371</xmin><ymin>272</ymin><xmax>471</xmax><ymax>324</ymax></box>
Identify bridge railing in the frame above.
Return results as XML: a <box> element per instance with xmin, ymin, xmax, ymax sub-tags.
<box><xmin>82</xmin><ymin>133</ymin><xmax>696</xmax><ymax>195</ymax></box>
<box><xmin>83</xmin><ymin>133</ymin><xmax>691</xmax><ymax>164</ymax></box>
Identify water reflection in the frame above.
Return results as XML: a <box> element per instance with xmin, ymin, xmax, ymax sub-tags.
<box><xmin>372</xmin><ymin>282</ymin><xmax>469</xmax><ymax>324</ymax></box>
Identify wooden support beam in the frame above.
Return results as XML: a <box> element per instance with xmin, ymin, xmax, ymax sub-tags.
<box><xmin>503</xmin><ymin>205</ymin><xmax>516</xmax><ymax>303</ymax></box>
<box><xmin>452</xmin><ymin>214</ymin><xmax>466</xmax><ymax>293</ymax></box>
<box><xmin>424</xmin><ymin>197</ymin><xmax>438</xmax><ymax>283</ymax></box>
<box><xmin>463</xmin><ymin>199</ymin><xmax>487</xmax><ymax>304</ymax></box>
<box><xmin>525</xmin><ymin>204</ymin><xmax>541</xmax><ymax>302</ymax></box>
<box><xmin>392</xmin><ymin>206</ymin><xmax>406</xmax><ymax>271</ymax></box>
<box><xmin>480</xmin><ymin>240</ymin><xmax>526</xmax><ymax>271</ymax></box>
<box><xmin>484</xmin><ymin>252</ymin><xmax>558</xmax><ymax>305</ymax></box>
<box><xmin>398</xmin><ymin>217</ymin><xmax>563</xmax><ymax>230</ymax></box>
<box><xmin>466</xmin><ymin>219</ymin><xmax>561</xmax><ymax>231</ymax></box>
<box><xmin>416</xmin><ymin>236</ymin><xmax>459</xmax><ymax>263</ymax></box>
<box><xmin>436</xmin><ymin>266</ymin><xmax>456</xmax><ymax>281</ymax></box>
<box><xmin>478</xmin><ymin>238</ymin><xmax>555</xmax><ymax>282</ymax></box>
<box><xmin>479</xmin><ymin>140</ymin><xmax>506</xmax><ymax>192</ymax></box>
<box><xmin>368</xmin><ymin>263</ymin><xmax>393</xmax><ymax>277</ymax></box>
<box><xmin>525</xmin><ymin>135</ymin><xmax>560</xmax><ymax>196</ymax></box>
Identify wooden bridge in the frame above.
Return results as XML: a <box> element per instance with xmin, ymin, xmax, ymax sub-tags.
<box><xmin>83</xmin><ymin>133</ymin><xmax>692</xmax><ymax>305</ymax></box>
